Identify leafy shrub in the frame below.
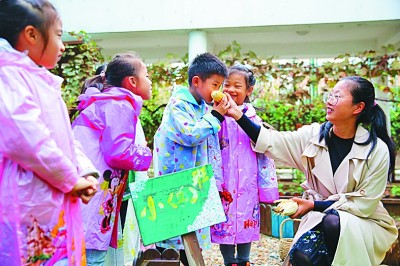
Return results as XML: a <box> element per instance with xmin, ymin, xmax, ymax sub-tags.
<box><xmin>51</xmin><ymin>31</ymin><xmax>104</xmax><ymax>108</ymax></box>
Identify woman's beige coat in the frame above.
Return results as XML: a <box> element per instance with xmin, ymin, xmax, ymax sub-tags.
<box><xmin>254</xmin><ymin>123</ymin><xmax>397</xmax><ymax>266</ymax></box>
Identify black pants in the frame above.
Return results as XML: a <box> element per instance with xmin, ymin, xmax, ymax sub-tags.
<box><xmin>290</xmin><ymin>210</ymin><xmax>340</xmax><ymax>266</ymax></box>
<box><xmin>120</xmin><ymin>199</ymin><xmax>129</xmax><ymax>231</ymax></box>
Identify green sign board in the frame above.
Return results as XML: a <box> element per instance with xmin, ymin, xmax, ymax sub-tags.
<box><xmin>130</xmin><ymin>164</ymin><xmax>225</xmax><ymax>246</ymax></box>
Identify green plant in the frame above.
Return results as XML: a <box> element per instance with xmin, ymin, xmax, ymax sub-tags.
<box><xmin>254</xmin><ymin>99</ymin><xmax>326</xmax><ymax>132</ymax></box>
<box><xmin>289</xmin><ymin>170</ymin><xmax>305</xmax><ymax>194</ymax></box>
<box><xmin>391</xmin><ymin>185</ymin><xmax>400</xmax><ymax>197</ymax></box>
<box><xmin>51</xmin><ymin>31</ymin><xmax>104</xmax><ymax>108</ymax></box>
<box><xmin>391</xmin><ymin>100</ymin><xmax>400</xmax><ymax>149</ymax></box>
<box><xmin>141</xmin><ymin>55</ymin><xmax>189</xmax><ymax>149</ymax></box>
<box><xmin>55</xmin><ymin>35</ymin><xmax>400</xmax><ymax>150</ymax></box>
<box><xmin>277</xmin><ymin>169</ymin><xmax>305</xmax><ymax>195</ymax></box>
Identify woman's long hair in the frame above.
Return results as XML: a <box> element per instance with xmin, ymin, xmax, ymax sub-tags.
<box><xmin>319</xmin><ymin>76</ymin><xmax>396</xmax><ymax>182</ymax></box>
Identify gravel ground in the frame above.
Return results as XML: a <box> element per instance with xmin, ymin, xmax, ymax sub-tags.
<box><xmin>203</xmin><ymin>234</ymin><xmax>283</xmax><ymax>266</ymax></box>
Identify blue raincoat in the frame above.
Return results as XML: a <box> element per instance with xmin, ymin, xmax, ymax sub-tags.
<box><xmin>153</xmin><ymin>86</ymin><xmax>223</xmax><ymax>250</ymax></box>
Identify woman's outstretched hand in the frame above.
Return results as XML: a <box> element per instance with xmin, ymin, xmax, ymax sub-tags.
<box><xmin>212</xmin><ymin>94</ymin><xmax>230</xmax><ymax>115</ymax></box>
<box><xmin>224</xmin><ymin>94</ymin><xmax>243</xmax><ymax>120</ymax></box>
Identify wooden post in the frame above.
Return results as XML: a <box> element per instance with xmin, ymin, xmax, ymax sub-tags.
<box><xmin>181</xmin><ymin>231</ymin><xmax>205</xmax><ymax>266</ymax></box>
<box><xmin>260</xmin><ymin>203</ymin><xmax>272</xmax><ymax>236</ymax></box>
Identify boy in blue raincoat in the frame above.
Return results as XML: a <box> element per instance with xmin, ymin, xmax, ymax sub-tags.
<box><xmin>153</xmin><ymin>52</ymin><xmax>228</xmax><ymax>265</ymax></box>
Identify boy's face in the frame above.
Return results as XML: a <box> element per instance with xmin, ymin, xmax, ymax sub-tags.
<box><xmin>191</xmin><ymin>74</ymin><xmax>225</xmax><ymax>103</ymax></box>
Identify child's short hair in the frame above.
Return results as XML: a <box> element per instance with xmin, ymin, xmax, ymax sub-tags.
<box><xmin>188</xmin><ymin>53</ymin><xmax>227</xmax><ymax>86</ymax></box>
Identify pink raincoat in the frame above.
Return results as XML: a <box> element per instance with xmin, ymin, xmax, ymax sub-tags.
<box><xmin>72</xmin><ymin>86</ymin><xmax>152</xmax><ymax>250</ymax></box>
<box><xmin>211</xmin><ymin>104</ymin><xmax>279</xmax><ymax>244</ymax></box>
<box><xmin>0</xmin><ymin>38</ymin><xmax>97</xmax><ymax>265</ymax></box>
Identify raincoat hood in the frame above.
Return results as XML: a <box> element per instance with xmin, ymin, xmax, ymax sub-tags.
<box><xmin>77</xmin><ymin>86</ymin><xmax>144</xmax><ymax>116</ymax></box>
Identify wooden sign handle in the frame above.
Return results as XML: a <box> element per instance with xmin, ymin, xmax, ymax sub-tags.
<box><xmin>181</xmin><ymin>231</ymin><xmax>205</xmax><ymax>266</ymax></box>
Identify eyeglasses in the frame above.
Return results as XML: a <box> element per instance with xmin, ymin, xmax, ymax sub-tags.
<box><xmin>323</xmin><ymin>92</ymin><xmax>341</xmax><ymax>106</ymax></box>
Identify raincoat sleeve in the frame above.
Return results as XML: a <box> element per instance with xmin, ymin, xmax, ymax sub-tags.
<box><xmin>99</xmin><ymin>99</ymin><xmax>152</xmax><ymax>171</ymax></box>
<box><xmin>165</xmin><ymin>100</ymin><xmax>221</xmax><ymax>146</ymax></box>
<box><xmin>0</xmin><ymin>71</ymin><xmax>78</xmax><ymax>193</ymax></box>
<box><xmin>73</xmin><ymin>137</ymin><xmax>100</xmax><ymax>178</ymax></box>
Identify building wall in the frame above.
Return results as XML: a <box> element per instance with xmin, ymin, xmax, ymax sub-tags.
<box><xmin>50</xmin><ymin>0</ymin><xmax>400</xmax><ymax>62</ymax></box>
<box><xmin>52</xmin><ymin>0</ymin><xmax>399</xmax><ymax>33</ymax></box>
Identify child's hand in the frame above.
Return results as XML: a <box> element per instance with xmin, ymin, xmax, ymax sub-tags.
<box><xmin>224</xmin><ymin>94</ymin><xmax>242</xmax><ymax>120</ymax></box>
<box><xmin>212</xmin><ymin>93</ymin><xmax>230</xmax><ymax>115</ymax></box>
<box><xmin>71</xmin><ymin>176</ymin><xmax>99</xmax><ymax>204</ymax></box>
<box><xmin>219</xmin><ymin>190</ymin><xmax>233</xmax><ymax>203</ymax></box>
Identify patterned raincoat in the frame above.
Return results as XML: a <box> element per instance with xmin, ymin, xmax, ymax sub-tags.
<box><xmin>153</xmin><ymin>86</ymin><xmax>222</xmax><ymax>250</ymax></box>
<box><xmin>0</xmin><ymin>38</ymin><xmax>98</xmax><ymax>265</ymax></box>
<box><xmin>72</xmin><ymin>86</ymin><xmax>152</xmax><ymax>251</ymax></box>
<box><xmin>211</xmin><ymin>104</ymin><xmax>279</xmax><ymax>244</ymax></box>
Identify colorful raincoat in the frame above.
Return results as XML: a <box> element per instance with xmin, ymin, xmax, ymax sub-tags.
<box><xmin>72</xmin><ymin>86</ymin><xmax>152</xmax><ymax>251</ymax></box>
<box><xmin>153</xmin><ymin>86</ymin><xmax>222</xmax><ymax>250</ymax></box>
<box><xmin>0</xmin><ymin>38</ymin><xmax>98</xmax><ymax>265</ymax></box>
<box><xmin>211</xmin><ymin>104</ymin><xmax>279</xmax><ymax>244</ymax></box>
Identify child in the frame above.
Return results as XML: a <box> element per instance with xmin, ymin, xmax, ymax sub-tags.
<box><xmin>153</xmin><ymin>52</ymin><xmax>229</xmax><ymax>265</ymax></box>
<box><xmin>211</xmin><ymin>64</ymin><xmax>279</xmax><ymax>266</ymax></box>
<box><xmin>71</xmin><ymin>52</ymin><xmax>153</xmax><ymax>265</ymax></box>
<box><xmin>0</xmin><ymin>1</ymin><xmax>99</xmax><ymax>265</ymax></box>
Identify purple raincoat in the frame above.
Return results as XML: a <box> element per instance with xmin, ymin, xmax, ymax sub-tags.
<box><xmin>72</xmin><ymin>86</ymin><xmax>152</xmax><ymax>250</ymax></box>
<box><xmin>0</xmin><ymin>38</ymin><xmax>97</xmax><ymax>265</ymax></box>
<box><xmin>211</xmin><ymin>104</ymin><xmax>279</xmax><ymax>244</ymax></box>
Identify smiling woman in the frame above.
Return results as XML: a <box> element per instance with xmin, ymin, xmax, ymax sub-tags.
<box><xmin>225</xmin><ymin>76</ymin><xmax>398</xmax><ymax>266</ymax></box>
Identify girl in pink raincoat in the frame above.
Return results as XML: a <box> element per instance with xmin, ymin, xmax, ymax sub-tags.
<box><xmin>211</xmin><ymin>65</ymin><xmax>279</xmax><ymax>266</ymax></box>
<box><xmin>0</xmin><ymin>1</ymin><xmax>99</xmax><ymax>265</ymax></box>
<box><xmin>71</xmin><ymin>53</ymin><xmax>153</xmax><ymax>265</ymax></box>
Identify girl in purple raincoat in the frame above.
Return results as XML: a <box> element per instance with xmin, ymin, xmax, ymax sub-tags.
<box><xmin>211</xmin><ymin>65</ymin><xmax>279</xmax><ymax>266</ymax></box>
<box><xmin>0</xmin><ymin>1</ymin><xmax>99</xmax><ymax>265</ymax></box>
<box><xmin>71</xmin><ymin>53</ymin><xmax>153</xmax><ymax>265</ymax></box>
